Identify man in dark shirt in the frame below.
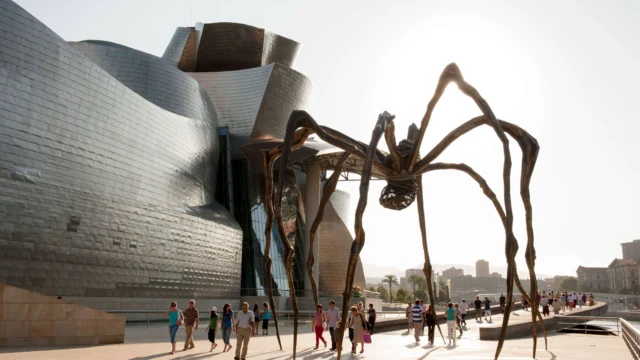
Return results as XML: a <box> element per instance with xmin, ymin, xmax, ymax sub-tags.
<box><xmin>183</xmin><ymin>299</ymin><xmax>200</xmax><ymax>351</ymax></box>
<box><xmin>474</xmin><ymin>296</ymin><xmax>482</xmax><ymax>321</ymax></box>
<box><xmin>499</xmin><ymin>294</ymin><xmax>506</xmax><ymax>313</ymax></box>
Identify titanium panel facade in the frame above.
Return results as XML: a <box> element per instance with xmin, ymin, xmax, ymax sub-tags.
<box><xmin>318</xmin><ymin>190</ymin><xmax>366</xmax><ymax>296</ymax></box>
<box><xmin>0</xmin><ymin>0</ymin><xmax>242</xmax><ymax>300</ymax></box>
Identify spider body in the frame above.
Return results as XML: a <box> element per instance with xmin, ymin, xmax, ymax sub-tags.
<box><xmin>260</xmin><ymin>63</ymin><xmax>543</xmax><ymax>360</ymax></box>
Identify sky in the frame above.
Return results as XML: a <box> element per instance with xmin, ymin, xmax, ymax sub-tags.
<box><xmin>14</xmin><ymin>0</ymin><xmax>640</xmax><ymax>278</ymax></box>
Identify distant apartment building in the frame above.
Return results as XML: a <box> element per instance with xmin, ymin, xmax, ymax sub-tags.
<box><xmin>476</xmin><ymin>260</ymin><xmax>490</xmax><ymax>277</ymax></box>
<box><xmin>448</xmin><ymin>275</ymin><xmax>506</xmax><ymax>293</ymax></box>
<box><xmin>621</xmin><ymin>239</ymin><xmax>640</xmax><ymax>262</ymax></box>
<box><xmin>576</xmin><ymin>266</ymin><xmax>609</xmax><ymax>292</ymax></box>
<box><xmin>400</xmin><ymin>277</ymin><xmax>408</xmax><ymax>289</ymax></box>
<box><xmin>607</xmin><ymin>259</ymin><xmax>639</xmax><ymax>293</ymax></box>
<box><xmin>442</xmin><ymin>267</ymin><xmax>465</xmax><ymax>280</ymax></box>
<box><xmin>490</xmin><ymin>272</ymin><xmax>503</xmax><ymax>279</ymax></box>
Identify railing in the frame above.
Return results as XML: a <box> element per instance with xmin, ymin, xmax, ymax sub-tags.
<box><xmin>621</xmin><ymin>318</ymin><xmax>640</xmax><ymax>360</ymax></box>
<box><xmin>554</xmin><ymin>315</ymin><xmax>621</xmax><ymax>336</ymax></box>
<box><xmin>101</xmin><ymin>309</ymin><xmax>407</xmax><ymax>328</ymax></box>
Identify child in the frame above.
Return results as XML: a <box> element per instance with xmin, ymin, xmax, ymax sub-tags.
<box><xmin>207</xmin><ymin>306</ymin><xmax>219</xmax><ymax>352</ymax></box>
<box><xmin>454</xmin><ymin>303</ymin><xmax>463</xmax><ymax>337</ymax></box>
<box><xmin>252</xmin><ymin>304</ymin><xmax>260</xmax><ymax>335</ymax></box>
<box><xmin>261</xmin><ymin>302</ymin><xmax>271</xmax><ymax>335</ymax></box>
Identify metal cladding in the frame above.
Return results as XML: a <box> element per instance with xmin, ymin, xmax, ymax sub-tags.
<box><xmin>187</xmin><ymin>23</ymin><xmax>301</xmax><ymax>72</ymax></box>
<box><xmin>318</xmin><ymin>190</ymin><xmax>366</xmax><ymax>296</ymax></box>
<box><xmin>190</xmin><ymin>64</ymin><xmax>312</xmax><ymax>158</ymax></box>
<box><xmin>0</xmin><ymin>0</ymin><xmax>241</xmax><ymax>299</ymax></box>
<box><xmin>0</xmin><ymin>0</ymin><xmax>359</xmax><ymax>304</ymax></box>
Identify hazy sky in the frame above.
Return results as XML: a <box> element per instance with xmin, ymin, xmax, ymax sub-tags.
<box><xmin>15</xmin><ymin>0</ymin><xmax>640</xmax><ymax>277</ymax></box>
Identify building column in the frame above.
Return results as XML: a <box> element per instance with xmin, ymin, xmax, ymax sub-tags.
<box><xmin>304</xmin><ymin>160</ymin><xmax>321</xmax><ymax>297</ymax></box>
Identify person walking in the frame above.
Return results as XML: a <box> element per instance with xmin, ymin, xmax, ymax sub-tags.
<box><xmin>425</xmin><ymin>304</ymin><xmax>437</xmax><ymax>346</ymax></box>
<box><xmin>234</xmin><ymin>302</ymin><xmax>254</xmax><ymax>360</ymax></box>
<box><xmin>552</xmin><ymin>297</ymin><xmax>561</xmax><ymax>314</ymax></box>
<box><xmin>367</xmin><ymin>303</ymin><xmax>377</xmax><ymax>334</ymax></box>
<box><xmin>454</xmin><ymin>303</ymin><xmax>463</xmax><ymax>337</ymax></box>
<box><xmin>411</xmin><ymin>300</ymin><xmax>423</xmax><ymax>343</ymax></box>
<box><xmin>474</xmin><ymin>296</ymin><xmax>482</xmax><ymax>321</ymax></box>
<box><xmin>568</xmin><ymin>293</ymin><xmax>574</xmax><ymax>310</ymax></box>
<box><xmin>183</xmin><ymin>300</ymin><xmax>199</xmax><ymax>351</ymax></box>
<box><xmin>459</xmin><ymin>300</ymin><xmax>468</xmax><ymax>326</ymax></box>
<box><xmin>499</xmin><ymin>294</ymin><xmax>506</xmax><ymax>313</ymax></box>
<box><xmin>261</xmin><ymin>302</ymin><xmax>270</xmax><ymax>336</ymax></box>
<box><xmin>559</xmin><ymin>293</ymin><xmax>566</xmax><ymax>312</ymax></box>
<box><xmin>221</xmin><ymin>303</ymin><xmax>234</xmax><ymax>353</ymax></box>
<box><xmin>165</xmin><ymin>301</ymin><xmax>184</xmax><ymax>355</ymax></box>
<box><xmin>349</xmin><ymin>305</ymin><xmax>367</xmax><ymax>354</ymax></box>
<box><xmin>312</xmin><ymin>304</ymin><xmax>328</xmax><ymax>349</ymax></box>
<box><xmin>252</xmin><ymin>304</ymin><xmax>260</xmax><ymax>336</ymax></box>
<box><xmin>577</xmin><ymin>293</ymin><xmax>583</xmax><ymax>309</ymax></box>
<box><xmin>445</xmin><ymin>303</ymin><xmax>456</xmax><ymax>345</ymax></box>
<box><xmin>326</xmin><ymin>300</ymin><xmax>340</xmax><ymax>351</ymax></box>
<box><xmin>541</xmin><ymin>296</ymin><xmax>550</xmax><ymax>317</ymax></box>
<box><xmin>207</xmin><ymin>306</ymin><xmax>219</xmax><ymax>352</ymax></box>
<box><xmin>406</xmin><ymin>302</ymin><xmax>413</xmax><ymax>332</ymax></box>
<box><xmin>484</xmin><ymin>297</ymin><xmax>492</xmax><ymax>322</ymax></box>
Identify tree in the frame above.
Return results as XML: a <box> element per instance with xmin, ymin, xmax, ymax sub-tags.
<box><xmin>408</xmin><ymin>275</ymin><xmax>426</xmax><ymax>300</ymax></box>
<box><xmin>368</xmin><ymin>286</ymin><xmax>376</xmax><ymax>292</ymax></box>
<box><xmin>376</xmin><ymin>285</ymin><xmax>389</xmax><ymax>302</ymax></box>
<box><xmin>558</xmin><ymin>277</ymin><xmax>578</xmax><ymax>291</ymax></box>
<box><xmin>414</xmin><ymin>290</ymin><xmax>427</xmax><ymax>302</ymax></box>
<box><xmin>396</xmin><ymin>287</ymin><xmax>410</xmax><ymax>303</ymax></box>
<box><xmin>382</xmin><ymin>274</ymin><xmax>399</xmax><ymax>303</ymax></box>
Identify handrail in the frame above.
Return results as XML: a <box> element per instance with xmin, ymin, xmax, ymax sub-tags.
<box><xmin>621</xmin><ymin>318</ymin><xmax>640</xmax><ymax>360</ymax></box>
<box><xmin>554</xmin><ymin>315</ymin><xmax>621</xmax><ymax>336</ymax></box>
<box><xmin>99</xmin><ymin>309</ymin><xmax>407</xmax><ymax>328</ymax></box>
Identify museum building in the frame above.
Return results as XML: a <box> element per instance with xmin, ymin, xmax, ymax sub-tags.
<box><xmin>0</xmin><ymin>0</ymin><xmax>365</xmax><ymax>310</ymax></box>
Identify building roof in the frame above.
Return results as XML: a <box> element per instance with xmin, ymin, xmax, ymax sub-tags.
<box><xmin>576</xmin><ymin>266</ymin><xmax>608</xmax><ymax>272</ymax></box>
<box><xmin>607</xmin><ymin>258</ymin><xmax>638</xmax><ymax>268</ymax></box>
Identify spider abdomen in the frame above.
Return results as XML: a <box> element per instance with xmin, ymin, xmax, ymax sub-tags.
<box><xmin>379</xmin><ymin>177</ymin><xmax>418</xmax><ymax>210</ymax></box>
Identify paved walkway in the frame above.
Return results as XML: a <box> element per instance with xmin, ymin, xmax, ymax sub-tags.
<box><xmin>0</xmin><ymin>308</ymin><xmax>631</xmax><ymax>359</ymax></box>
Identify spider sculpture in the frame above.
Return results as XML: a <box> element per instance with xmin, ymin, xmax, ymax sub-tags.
<box><xmin>261</xmin><ymin>63</ymin><xmax>545</xmax><ymax>360</ymax></box>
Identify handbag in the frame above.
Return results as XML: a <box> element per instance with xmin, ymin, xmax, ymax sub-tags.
<box><xmin>364</xmin><ymin>333</ymin><xmax>372</xmax><ymax>344</ymax></box>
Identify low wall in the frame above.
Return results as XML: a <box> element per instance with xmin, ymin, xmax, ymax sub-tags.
<box><xmin>0</xmin><ymin>284</ymin><xmax>125</xmax><ymax>347</ymax></box>
<box><xmin>375</xmin><ymin>303</ymin><xmax>524</xmax><ymax>333</ymax></box>
<box><xmin>479</xmin><ymin>302</ymin><xmax>609</xmax><ymax>340</ymax></box>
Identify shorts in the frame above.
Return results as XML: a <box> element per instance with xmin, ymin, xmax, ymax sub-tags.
<box><xmin>262</xmin><ymin>319</ymin><xmax>269</xmax><ymax>330</ymax></box>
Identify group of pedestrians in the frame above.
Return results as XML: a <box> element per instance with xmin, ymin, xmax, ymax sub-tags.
<box><xmin>310</xmin><ymin>300</ymin><xmax>377</xmax><ymax>355</ymax></box>
<box><xmin>165</xmin><ymin>300</ymin><xmax>271</xmax><ymax>360</ymax></box>
<box><xmin>516</xmin><ymin>291</ymin><xmax>594</xmax><ymax>316</ymax></box>
<box><xmin>473</xmin><ymin>296</ymin><xmax>493</xmax><ymax>322</ymax></box>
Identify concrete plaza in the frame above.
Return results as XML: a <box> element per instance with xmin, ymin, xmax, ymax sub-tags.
<box><xmin>0</xmin><ymin>308</ymin><xmax>632</xmax><ymax>359</ymax></box>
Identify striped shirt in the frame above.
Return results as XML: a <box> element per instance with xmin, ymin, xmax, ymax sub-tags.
<box><xmin>411</xmin><ymin>305</ymin><xmax>423</xmax><ymax>322</ymax></box>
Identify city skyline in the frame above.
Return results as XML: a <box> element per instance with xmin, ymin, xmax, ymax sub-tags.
<box><xmin>14</xmin><ymin>0</ymin><xmax>640</xmax><ymax>276</ymax></box>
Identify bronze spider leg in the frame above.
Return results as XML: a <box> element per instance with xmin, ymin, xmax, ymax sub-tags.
<box><xmin>335</xmin><ymin>114</ymin><xmax>388</xmax><ymax>360</ymax></box>
<box><xmin>416</xmin><ymin>175</ymin><xmax>447</xmax><ymax>344</ymax></box>
<box><xmin>263</xmin><ymin>111</ymin><xmax>375</xmax><ymax>358</ymax></box>
<box><xmin>416</xmin><ymin>115</ymin><xmax>541</xmax><ymax>358</ymax></box>
<box><xmin>384</xmin><ymin>120</ymin><xmax>402</xmax><ymax>173</ymax></box>
<box><xmin>406</xmin><ymin>64</ymin><xmax>523</xmax><ymax>357</ymax></box>
<box><xmin>307</xmin><ymin>152</ymin><xmax>352</xmax><ymax>305</ymax></box>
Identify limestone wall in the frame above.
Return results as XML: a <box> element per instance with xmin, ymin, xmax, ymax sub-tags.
<box><xmin>0</xmin><ymin>284</ymin><xmax>125</xmax><ymax>347</ymax></box>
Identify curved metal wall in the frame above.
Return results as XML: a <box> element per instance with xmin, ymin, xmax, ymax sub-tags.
<box><xmin>318</xmin><ymin>190</ymin><xmax>367</xmax><ymax>296</ymax></box>
<box><xmin>0</xmin><ymin>0</ymin><xmax>242</xmax><ymax>299</ymax></box>
<box><xmin>190</xmin><ymin>63</ymin><xmax>312</xmax><ymax>158</ymax></box>
<box><xmin>162</xmin><ymin>27</ymin><xmax>192</xmax><ymax>65</ymax></box>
